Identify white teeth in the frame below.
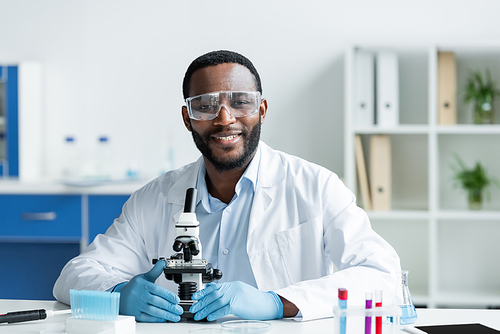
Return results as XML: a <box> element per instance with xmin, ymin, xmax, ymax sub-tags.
<box><xmin>216</xmin><ymin>135</ymin><xmax>237</xmax><ymax>141</ymax></box>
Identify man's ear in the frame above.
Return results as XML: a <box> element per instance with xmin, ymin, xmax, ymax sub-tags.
<box><xmin>260</xmin><ymin>98</ymin><xmax>268</xmax><ymax>125</ymax></box>
<box><xmin>182</xmin><ymin>106</ymin><xmax>192</xmax><ymax>132</ymax></box>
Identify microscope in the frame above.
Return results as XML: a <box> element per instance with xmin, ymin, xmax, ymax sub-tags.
<box><xmin>153</xmin><ymin>188</ymin><xmax>223</xmax><ymax>319</ymax></box>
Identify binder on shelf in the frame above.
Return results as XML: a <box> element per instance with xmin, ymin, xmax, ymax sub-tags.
<box><xmin>354</xmin><ymin>135</ymin><xmax>373</xmax><ymax>210</ymax></box>
<box><xmin>376</xmin><ymin>52</ymin><xmax>399</xmax><ymax>126</ymax></box>
<box><xmin>354</xmin><ymin>51</ymin><xmax>375</xmax><ymax>127</ymax></box>
<box><xmin>370</xmin><ymin>135</ymin><xmax>391</xmax><ymax>211</ymax></box>
<box><xmin>437</xmin><ymin>51</ymin><xmax>457</xmax><ymax>125</ymax></box>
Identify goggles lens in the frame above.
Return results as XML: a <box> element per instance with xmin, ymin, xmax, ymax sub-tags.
<box><xmin>186</xmin><ymin>91</ymin><xmax>261</xmax><ymax>121</ymax></box>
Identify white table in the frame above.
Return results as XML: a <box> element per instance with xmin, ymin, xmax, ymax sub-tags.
<box><xmin>1</xmin><ymin>299</ymin><xmax>500</xmax><ymax>333</ymax></box>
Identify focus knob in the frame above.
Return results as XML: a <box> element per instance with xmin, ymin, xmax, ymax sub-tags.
<box><xmin>213</xmin><ymin>269</ymin><xmax>223</xmax><ymax>280</ymax></box>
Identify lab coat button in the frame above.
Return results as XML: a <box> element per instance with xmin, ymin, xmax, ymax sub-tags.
<box><xmin>226</xmin><ymin>207</ymin><xmax>232</xmax><ymax>212</ymax></box>
<box><xmin>222</xmin><ymin>248</ymin><xmax>229</xmax><ymax>255</ymax></box>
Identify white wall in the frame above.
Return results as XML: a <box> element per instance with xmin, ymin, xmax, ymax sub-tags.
<box><xmin>1</xmin><ymin>0</ymin><xmax>500</xmax><ymax>181</ymax></box>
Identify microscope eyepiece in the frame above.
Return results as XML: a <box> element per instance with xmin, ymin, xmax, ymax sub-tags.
<box><xmin>184</xmin><ymin>188</ymin><xmax>197</xmax><ymax>213</ymax></box>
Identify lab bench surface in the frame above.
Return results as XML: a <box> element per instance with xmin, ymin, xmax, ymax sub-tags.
<box><xmin>0</xmin><ymin>179</ymin><xmax>148</xmax><ymax>194</ymax></box>
<box><xmin>1</xmin><ymin>300</ymin><xmax>500</xmax><ymax>334</ymax></box>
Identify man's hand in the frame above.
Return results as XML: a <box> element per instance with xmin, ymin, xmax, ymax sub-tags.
<box><xmin>113</xmin><ymin>260</ymin><xmax>184</xmax><ymax>322</ymax></box>
<box><xmin>189</xmin><ymin>281</ymin><xmax>283</xmax><ymax>321</ymax></box>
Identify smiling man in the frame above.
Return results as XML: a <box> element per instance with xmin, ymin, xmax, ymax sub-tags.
<box><xmin>54</xmin><ymin>50</ymin><xmax>401</xmax><ymax>323</ymax></box>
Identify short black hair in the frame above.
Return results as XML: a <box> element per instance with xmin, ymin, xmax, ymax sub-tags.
<box><xmin>182</xmin><ymin>50</ymin><xmax>262</xmax><ymax>99</ymax></box>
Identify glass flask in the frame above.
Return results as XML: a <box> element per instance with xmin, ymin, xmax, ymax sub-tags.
<box><xmin>397</xmin><ymin>270</ymin><xmax>417</xmax><ymax>325</ymax></box>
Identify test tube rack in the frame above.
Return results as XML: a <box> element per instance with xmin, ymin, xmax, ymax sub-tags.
<box><xmin>333</xmin><ymin>305</ymin><xmax>402</xmax><ymax>334</ymax></box>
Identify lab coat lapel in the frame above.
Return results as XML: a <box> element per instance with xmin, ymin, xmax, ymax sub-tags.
<box><xmin>247</xmin><ymin>187</ymin><xmax>272</xmax><ymax>239</ymax></box>
<box><xmin>167</xmin><ymin>157</ymin><xmax>202</xmax><ymax>206</ymax></box>
<box><xmin>247</xmin><ymin>142</ymin><xmax>285</xmax><ymax>239</ymax></box>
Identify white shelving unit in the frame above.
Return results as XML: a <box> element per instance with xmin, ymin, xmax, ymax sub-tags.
<box><xmin>344</xmin><ymin>44</ymin><xmax>500</xmax><ymax>308</ymax></box>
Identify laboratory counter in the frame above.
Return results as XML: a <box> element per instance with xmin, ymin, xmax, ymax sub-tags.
<box><xmin>0</xmin><ymin>179</ymin><xmax>148</xmax><ymax>195</ymax></box>
<box><xmin>1</xmin><ymin>299</ymin><xmax>500</xmax><ymax>334</ymax></box>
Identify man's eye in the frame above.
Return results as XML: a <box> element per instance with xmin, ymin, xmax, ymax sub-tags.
<box><xmin>231</xmin><ymin>100</ymin><xmax>251</xmax><ymax>108</ymax></box>
<box><xmin>197</xmin><ymin>104</ymin><xmax>213</xmax><ymax>111</ymax></box>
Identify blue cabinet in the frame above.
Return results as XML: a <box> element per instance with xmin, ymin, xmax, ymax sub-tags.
<box><xmin>0</xmin><ymin>242</ymin><xmax>80</xmax><ymax>300</ymax></box>
<box><xmin>0</xmin><ymin>195</ymin><xmax>81</xmax><ymax>240</ymax></box>
<box><xmin>0</xmin><ymin>193</ymin><xmax>131</xmax><ymax>300</ymax></box>
<box><xmin>88</xmin><ymin>195</ymin><xmax>130</xmax><ymax>245</ymax></box>
<box><xmin>0</xmin><ymin>65</ymin><xmax>19</xmax><ymax>177</ymax></box>
<box><xmin>0</xmin><ymin>195</ymin><xmax>81</xmax><ymax>300</ymax></box>
<box><xmin>0</xmin><ymin>194</ymin><xmax>129</xmax><ymax>300</ymax></box>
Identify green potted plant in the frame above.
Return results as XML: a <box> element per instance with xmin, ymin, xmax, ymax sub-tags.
<box><xmin>464</xmin><ymin>69</ymin><xmax>500</xmax><ymax>124</ymax></box>
<box><xmin>450</xmin><ymin>154</ymin><xmax>500</xmax><ymax>210</ymax></box>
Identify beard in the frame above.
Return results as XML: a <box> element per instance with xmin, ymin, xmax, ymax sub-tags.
<box><xmin>190</xmin><ymin>118</ymin><xmax>261</xmax><ymax>173</ymax></box>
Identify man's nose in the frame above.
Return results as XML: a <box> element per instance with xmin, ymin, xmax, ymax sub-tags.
<box><xmin>213</xmin><ymin>105</ymin><xmax>236</xmax><ymax>125</ymax></box>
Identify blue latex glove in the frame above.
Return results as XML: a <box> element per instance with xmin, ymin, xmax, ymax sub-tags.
<box><xmin>113</xmin><ymin>260</ymin><xmax>183</xmax><ymax>322</ymax></box>
<box><xmin>189</xmin><ymin>281</ymin><xmax>284</xmax><ymax>321</ymax></box>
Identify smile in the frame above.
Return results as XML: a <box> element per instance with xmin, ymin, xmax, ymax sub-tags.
<box><xmin>215</xmin><ymin>135</ymin><xmax>239</xmax><ymax>141</ymax></box>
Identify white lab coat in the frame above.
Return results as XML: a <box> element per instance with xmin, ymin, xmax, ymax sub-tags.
<box><xmin>53</xmin><ymin>142</ymin><xmax>401</xmax><ymax>321</ymax></box>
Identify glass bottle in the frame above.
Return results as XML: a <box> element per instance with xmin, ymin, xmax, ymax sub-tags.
<box><xmin>397</xmin><ymin>270</ymin><xmax>417</xmax><ymax>325</ymax></box>
<box><xmin>62</xmin><ymin>136</ymin><xmax>79</xmax><ymax>178</ymax></box>
<box><xmin>95</xmin><ymin>136</ymin><xmax>112</xmax><ymax>179</ymax></box>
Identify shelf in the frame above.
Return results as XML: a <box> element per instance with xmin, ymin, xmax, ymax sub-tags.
<box><xmin>354</xmin><ymin>125</ymin><xmax>500</xmax><ymax>135</ymax></box>
<box><xmin>346</xmin><ymin>44</ymin><xmax>500</xmax><ymax>310</ymax></box>
<box><xmin>437</xmin><ymin>125</ymin><xmax>500</xmax><ymax>134</ymax></box>
<box><xmin>437</xmin><ymin>210</ymin><xmax>500</xmax><ymax>221</ymax></box>
<box><xmin>367</xmin><ymin>210</ymin><xmax>430</xmax><ymax>221</ymax></box>
<box><xmin>434</xmin><ymin>290</ymin><xmax>500</xmax><ymax>307</ymax></box>
<box><xmin>367</xmin><ymin>210</ymin><xmax>500</xmax><ymax>221</ymax></box>
<box><xmin>353</xmin><ymin>125</ymin><xmax>429</xmax><ymax>134</ymax></box>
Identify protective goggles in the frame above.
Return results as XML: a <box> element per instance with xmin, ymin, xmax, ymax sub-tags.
<box><xmin>185</xmin><ymin>91</ymin><xmax>261</xmax><ymax>121</ymax></box>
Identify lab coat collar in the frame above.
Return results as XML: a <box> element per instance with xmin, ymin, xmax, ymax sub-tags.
<box><xmin>167</xmin><ymin>141</ymin><xmax>285</xmax><ymax>204</ymax></box>
<box><xmin>165</xmin><ymin>141</ymin><xmax>285</xmax><ymax>231</ymax></box>
<box><xmin>248</xmin><ymin>141</ymin><xmax>286</xmax><ymax>238</ymax></box>
<box><xmin>166</xmin><ymin>157</ymin><xmax>202</xmax><ymax>205</ymax></box>
<box><xmin>255</xmin><ymin>141</ymin><xmax>286</xmax><ymax>189</ymax></box>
